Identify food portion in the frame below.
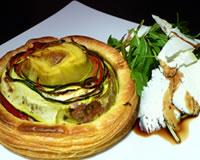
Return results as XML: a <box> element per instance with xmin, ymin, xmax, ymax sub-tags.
<box><xmin>0</xmin><ymin>12</ymin><xmax>199</xmax><ymax>160</ymax></box>
<box><xmin>139</xmin><ymin>16</ymin><xmax>200</xmax><ymax>143</ymax></box>
<box><xmin>108</xmin><ymin>15</ymin><xmax>200</xmax><ymax>143</ymax></box>
<box><xmin>0</xmin><ymin>36</ymin><xmax>138</xmax><ymax>159</ymax></box>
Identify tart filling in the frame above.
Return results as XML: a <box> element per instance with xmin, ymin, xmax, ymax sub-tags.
<box><xmin>0</xmin><ymin>40</ymin><xmax>118</xmax><ymax>124</ymax></box>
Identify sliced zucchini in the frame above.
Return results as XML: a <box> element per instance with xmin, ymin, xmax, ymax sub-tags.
<box><xmin>21</xmin><ymin>42</ymin><xmax>93</xmax><ymax>86</ymax></box>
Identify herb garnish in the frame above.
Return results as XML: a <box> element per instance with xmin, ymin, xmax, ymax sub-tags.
<box><xmin>108</xmin><ymin>23</ymin><xmax>168</xmax><ymax>96</ymax></box>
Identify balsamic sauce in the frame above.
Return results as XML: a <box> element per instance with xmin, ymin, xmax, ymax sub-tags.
<box><xmin>133</xmin><ymin>118</ymin><xmax>193</xmax><ymax>144</ymax></box>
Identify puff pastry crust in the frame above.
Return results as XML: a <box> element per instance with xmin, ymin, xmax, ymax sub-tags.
<box><xmin>0</xmin><ymin>35</ymin><xmax>138</xmax><ymax>159</ymax></box>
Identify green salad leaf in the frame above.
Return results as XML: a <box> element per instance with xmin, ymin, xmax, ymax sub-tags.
<box><xmin>107</xmin><ymin>23</ymin><xmax>168</xmax><ymax>96</ymax></box>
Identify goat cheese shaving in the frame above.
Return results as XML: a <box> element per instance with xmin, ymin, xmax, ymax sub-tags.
<box><xmin>152</xmin><ymin>15</ymin><xmax>173</xmax><ymax>36</ymax></box>
<box><xmin>134</xmin><ymin>26</ymin><xmax>150</xmax><ymax>37</ymax></box>
<box><xmin>138</xmin><ymin>69</ymin><xmax>169</xmax><ymax>133</ymax></box>
<box><xmin>173</xmin><ymin>60</ymin><xmax>200</xmax><ymax>114</ymax></box>
<box><xmin>158</xmin><ymin>37</ymin><xmax>197</xmax><ymax>67</ymax></box>
<box><xmin>152</xmin><ymin>15</ymin><xmax>200</xmax><ymax>44</ymax></box>
<box><xmin>153</xmin><ymin>15</ymin><xmax>198</xmax><ymax>68</ymax></box>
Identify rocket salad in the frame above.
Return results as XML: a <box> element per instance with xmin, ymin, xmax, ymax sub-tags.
<box><xmin>107</xmin><ymin>15</ymin><xmax>199</xmax><ymax>96</ymax></box>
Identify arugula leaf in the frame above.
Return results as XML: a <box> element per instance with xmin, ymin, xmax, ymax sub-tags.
<box><xmin>131</xmin><ymin>71</ymin><xmax>148</xmax><ymax>96</ymax></box>
<box><xmin>107</xmin><ymin>35</ymin><xmax>121</xmax><ymax>48</ymax></box>
<box><xmin>107</xmin><ymin>23</ymin><xmax>168</xmax><ymax>96</ymax></box>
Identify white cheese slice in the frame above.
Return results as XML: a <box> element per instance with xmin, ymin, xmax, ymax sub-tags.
<box><xmin>152</xmin><ymin>15</ymin><xmax>173</xmax><ymax>36</ymax></box>
<box><xmin>158</xmin><ymin>42</ymin><xmax>197</xmax><ymax>68</ymax></box>
<box><xmin>153</xmin><ymin>15</ymin><xmax>199</xmax><ymax>68</ymax></box>
<box><xmin>173</xmin><ymin>60</ymin><xmax>200</xmax><ymax>114</ymax></box>
<box><xmin>158</xmin><ymin>36</ymin><xmax>194</xmax><ymax>60</ymax></box>
<box><xmin>138</xmin><ymin>68</ymin><xmax>169</xmax><ymax>133</ymax></box>
<box><xmin>136</xmin><ymin>26</ymin><xmax>151</xmax><ymax>37</ymax></box>
<box><xmin>152</xmin><ymin>15</ymin><xmax>200</xmax><ymax>44</ymax></box>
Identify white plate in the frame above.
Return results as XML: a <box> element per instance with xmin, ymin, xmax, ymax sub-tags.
<box><xmin>0</xmin><ymin>1</ymin><xmax>199</xmax><ymax>160</ymax></box>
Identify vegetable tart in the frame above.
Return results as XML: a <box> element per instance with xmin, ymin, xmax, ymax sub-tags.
<box><xmin>0</xmin><ymin>35</ymin><xmax>138</xmax><ymax>159</ymax></box>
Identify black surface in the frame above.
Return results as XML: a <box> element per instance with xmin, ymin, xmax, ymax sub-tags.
<box><xmin>0</xmin><ymin>0</ymin><xmax>199</xmax><ymax>45</ymax></box>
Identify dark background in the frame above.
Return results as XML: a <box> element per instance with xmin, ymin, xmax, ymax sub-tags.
<box><xmin>0</xmin><ymin>0</ymin><xmax>199</xmax><ymax>45</ymax></box>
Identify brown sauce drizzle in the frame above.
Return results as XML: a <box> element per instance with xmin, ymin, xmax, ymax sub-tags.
<box><xmin>185</xmin><ymin>91</ymin><xmax>200</xmax><ymax>115</ymax></box>
<box><xmin>133</xmin><ymin>118</ymin><xmax>192</xmax><ymax>144</ymax></box>
<box><xmin>172</xmin><ymin>31</ymin><xmax>200</xmax><ymax>49</ymax></box>
<box><xmin>162</xmin><ymin>69</ymin><xmax>182</xmax><ymax>133</ymax></box>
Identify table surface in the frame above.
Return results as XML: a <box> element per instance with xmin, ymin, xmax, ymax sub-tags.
<box><xmin>0</xmin><ymin>0</ymin><xmax>199</xmax><ymax>45</ymax></box>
